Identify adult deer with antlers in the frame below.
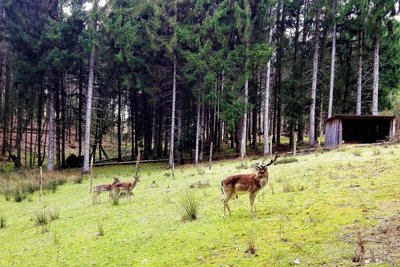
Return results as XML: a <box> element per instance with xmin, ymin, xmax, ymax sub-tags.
<box><xmin>221</xmin><ymin>154</ymin><xmax>279</xmax><ymax>216</ymax></box>
<box><xmin>112</xmin><ymin>175</ymin><xmax>140</xmax><ymax>202</ymax></box>
<box><xmin>93</xmin><ymin>177</ymin><xmax>120</xmax><ymax>203</ymax></box>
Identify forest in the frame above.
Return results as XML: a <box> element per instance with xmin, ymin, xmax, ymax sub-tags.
<box><xmin>0</xmin><ymin>0</ymin><xmax>399</xmax><ymax>172</ymax></box>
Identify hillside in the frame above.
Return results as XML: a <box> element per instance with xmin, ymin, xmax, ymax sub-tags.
<box><xmin>0</xmin><ymin>145</ymin><xmax>400</xmax><ymax>266</ymax></box>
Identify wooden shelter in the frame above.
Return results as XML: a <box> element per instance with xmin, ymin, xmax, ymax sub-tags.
<box><xmin>325</xmin><ymin>115</ymin><xmax>396</xmax><ymax>148</ymax></box>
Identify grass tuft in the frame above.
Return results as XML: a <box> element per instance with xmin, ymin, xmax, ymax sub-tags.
<box><xmin>0</xmin><ymin>214</ymin><xmax>7</xmax><ymax>229</ymax></box>
<box><xmin>48</xmin><ymin>208</ymin><xmax>59</xmax><ymax>221</ymax></box>
<box><xmin>351</xmin><ymin>149</ymin><xmax>362</xmax><ymax>157</ymax></box>
<box><xmin>282</xmin><ymin>178</ymin><xmax>296</xmax><ymax>193</ymax></box>
<box><xmin>275</xmin><ymin>157</ymin><xmax>298</xmax><ymax>165</ymax></box>
<box><xmin>177</xmin><ymin>189</ymin><xmax>198</xmax><ymax>221</ymax></box>
<box><xmin>97</xmin><ymin>222</ymin><xmax>104</xmax><ymax>237</ymax></box>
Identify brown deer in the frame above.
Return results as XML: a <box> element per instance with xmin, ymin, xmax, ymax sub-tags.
<box><xmin>93</xmin><ymin>177</ymin><xmax>120</xmax><ymax>203</ymax></box>
<box><xmin>221</xmin><ymin>154</ymin><xmax>279</xmax><ymax>216</ymax></box>
<box><xmin>112</xmin><ymin>175</ymin><xmax>140</xmax><ymax>202</ymax></box>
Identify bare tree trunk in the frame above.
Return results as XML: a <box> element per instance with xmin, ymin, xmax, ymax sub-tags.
<box><xmin>47</xmin><ymin>91</ymin><xmax>54</xmax><ymax>171</ymax></box>
<box><xmin>240</xmin><ymin>79</ymin><xmax>248</xmax><ymax>159</ymax></box>
<box><xmin>83</xmin><ymin>1</ymin><xmax>98</xmax><ymax>173</ymax></box>
<box><xmin>328</xmin><ymin>22</ymin><xmax>336</xmax><ymax>118</ymax></box>
<box><xmin>309</xmin><ymin>14</ymin><xmax>320</xmax><ymax>147</ymax></box>
<box><xmin>168</xmin><ymin>56</ymin><xmax>176</xmax><ymax>174</ymax></box>
<box><xmin>372</xmin><ymin>35</ymin><xmax>379</xmax><ymax>115</ymax></box>
<box><xmin>195</xmin><ymin>102</ymin><xmax>200</xmax><ymax>164</ymax></box>
<box><xmin>263</xmin><ymin>8</ymin><xmax>275</xmax><ymax>156</ymax></box>
<box><xmin>356</xmin><ymin>31</ymin><xmax>363</xmax><ymax>115</ymax></box>
<box><xmin>117</xmin><ymin>80</ymin><xmax>122</xmax><ymax>161</ymax></box>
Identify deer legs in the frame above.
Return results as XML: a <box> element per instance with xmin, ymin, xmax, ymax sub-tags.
<box><xmin>249</xmin><ymin>192</ymin><xmax>256</xmax><ymax>217</ymax></box>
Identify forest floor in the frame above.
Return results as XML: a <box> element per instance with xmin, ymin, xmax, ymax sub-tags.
<box><xmin>0</xmin><ymin>144</ymin><xmax>400</xmax><ymax>266</ymax></box>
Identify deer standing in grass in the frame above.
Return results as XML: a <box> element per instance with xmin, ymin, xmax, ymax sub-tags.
<box><xmin>221</xmin><ymin>154</ymin><xmax>279</xmax><ymax>216</ymax></box>
<box><xmin>112</xmin><ymin>175</ymin><xmax>140</xmax><ymax>202</ymax></box>
<box><xmin>93</xmin><ymin>177</ymin><xmax>120</xmax><ymax>203</ymax></box>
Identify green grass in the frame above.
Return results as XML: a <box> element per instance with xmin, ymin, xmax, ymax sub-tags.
<box><xmin>0</xmin><ymin>145</ymin><xmax>400</xmax><ymax>266</ymax></box>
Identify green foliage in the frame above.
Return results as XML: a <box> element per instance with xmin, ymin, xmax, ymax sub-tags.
<box><xmin>275</xmin><ymin>157</ymin><xmax>298</xmax><ymax>165</ymax></box>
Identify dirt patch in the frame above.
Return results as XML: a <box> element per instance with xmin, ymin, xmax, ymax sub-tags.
<box><xmin>347</xmin><ymin>215</ymin><xmax>400</xmax><ymax>265</ymax></box>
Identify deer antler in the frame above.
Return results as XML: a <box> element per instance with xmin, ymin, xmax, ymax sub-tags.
<box><xmin>266</xmin><ymin>153</ymin><xmax>280</xmax><ymax>166</ymax></box>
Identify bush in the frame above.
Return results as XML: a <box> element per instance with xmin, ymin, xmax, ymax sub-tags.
<box><xmin>13</xmin><ymin>189</ymin><xmax>27</xmax><ymax>202</ymax></box>
<box><xmin>275</xmin><ymin>157</ymin><xmax>298</xmax><ymax>165</ymax></box>
<box><xmin>177</xmin><ymin>190</ymin><xmax>198</xmax><ymax>221</ymax></box>
<box><xmin>33</xmin><ymin>210</ymin><xmax>49</xmax><ymax>226</ymax></box>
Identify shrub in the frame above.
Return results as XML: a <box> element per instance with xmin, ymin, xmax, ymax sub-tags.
<box><xmin>0</xmin><ymin>214</ymin><xmax>7</xmax><ymax>229</ymax></box>
<box><xmin>177</xmin><ymin>189</ymin><xmax>198</xmax><ymax>221</ymax></box>
<box><xmin>13</xmin><ymin>189</ymin><xmax>27</xmax><ymax>202</ymax></box>
<box><xmin>275</xmin><ymin>157</ymin><xmax>298</xmax><ymax>165</ymax></box>
<box><xmin>56</xmin><ymin>178</ymin><xmax>67</xmax><ymax>186</ymax></box>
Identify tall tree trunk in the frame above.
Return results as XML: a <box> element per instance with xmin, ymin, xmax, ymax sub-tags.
<box><xmin>2</xmin><ymin>50</ymin><xmax>9</xmax><ymax>155</ymax></box>
<box><xmin>61</xmin><ymin>75</ymin><xmax>66</xmax><ymax>168</ymax></box>
<box><xmin>309</xmin><ymin>13</ymin><xmax>320</xmax><ymax>147</ymax></box>
<box><xmin>328</xmin><ymin>22</ymin><xmax>336</xmax><ymax>118</ymax></box>
<box><xmin>168</xmin><ymin>56</ymin><xmax>177</xmax><ymax>172</ymax></box>
<box><xmin>78</xmin><ymin>69</ymin><xmax>83</xmax><ymax>157</ymax></box>
<box><xmin>240</xmin><ymin>79</ymin><xmax>248</xmax><ymax>159</ymax></box>
<box><xmin>55</xmin><ymin>82</ymin><xmax>61</xmax><ymax>169</ymax></box>
<box><xmin>356</xmin><ymin>31</ymin><xmax>363</xmax><ymax>115</ymax></box>
<box><xmin>372</xmin><ymin>35</ymin><xmax>380</xmax><ymax>115</ymax></box>
<box><xmin>129</xmin><ymin>87</ymin><xmax>135</xmax><ymax>160</ymax></box>
<box><xmin>195</xmin><ymin>102</ymin><xmax>201</xmax><ymax>164</ymax></box>
<box><xmin>117</xmin><ymin>81</ymin><xmax>122</xmax><ymax>161</ymax></box>
<box><xmin>83</xmin><ymin>0</ymin><xmax>98</xmax><ymax>173</ymax></box>
<box><xmin>48</xmin><ymin>91</ymin><xmax>54</xmax><ymax>171</ymax></box>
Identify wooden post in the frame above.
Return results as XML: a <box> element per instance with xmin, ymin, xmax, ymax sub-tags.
<box><xmin>135</xmin><ymin>150</ymin><xmax>141</xmax><ymax>177</ymax></box>
<box><xmin>39</xmin><ymin>166</ymin><xmax>43</xmax><ymax>202</ymax></box>
<box><xmin>89</xmin><ymin>156</ymin><xmax>94</xmax><ymax>193</ymax></box>
<box><xmin>208</xmin><ymin>141</ymin><xmax>213</xmax><ymax>170</ymax></box>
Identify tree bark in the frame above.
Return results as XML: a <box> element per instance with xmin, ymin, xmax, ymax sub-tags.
<box><xmin>372</xmin><ymin>35</ymin><xmax>379</xmax><ymax>115</ymax></box>
<box><xmin>168</xmin><ymin>56</ymin><xmax>177</xmax><ymax>172</ymax></box>
<box><xmin>356</xmin><ymin>31</ymin><xmax>363</xmax><ymax>115</ymax></box>
<box><xmin>309</xmin><ymin>13</ymin><xmax>320</xmax><ymax>147</ymax></box>
<box><xmin>240</xmin><ymin>78</ymin><xmax>248</xmax><ymax>159</ymax></box>
<box><xmin>47</xmin><ymin>91</ymin><xmax>54</xmax><ymax>171</ymax></box>
<box><xmin>328</xmin><ymin>22</ymin><xmax>336</xmax><ymax>118</ymax></box>
<box><xmin>117</xmin><ymin>80</ymin><xmax>122</xmax><ymax>161</ymax></box>
<box><xmin>195</xmin><ymin>102</ymin><xmax>201</xmax><ymax>164</ymax></box>
<box><xmin>83</xmin><ymin>1</ymin><xmax>98</xmax><ymax>173</ymax></box>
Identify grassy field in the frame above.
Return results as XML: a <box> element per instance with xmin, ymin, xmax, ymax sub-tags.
<box><xmin>0</xmin><ymin>145</ymin><xmax>400</xmax><ymax>266</ymax></box>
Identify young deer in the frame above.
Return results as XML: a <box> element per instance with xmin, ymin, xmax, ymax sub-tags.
<box><xmin>221</xmin><ymin>154</ymin><xmax>279</xmax><ymax>216</ymax></box>
<box><xmin>112</xmin><ymin>175</ymin><xmax>140</xmax><ymax>202</ymax></box>
<box><xmin>93</xmin><ymin>177</ymin><xmax>120</xmax><ymax>203</ymax></box>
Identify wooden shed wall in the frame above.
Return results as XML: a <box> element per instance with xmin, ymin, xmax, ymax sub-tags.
<box><xmin>325</xmin><ymin>119</ymin><xmax>341</xmax><ymax>148</ymax></box>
